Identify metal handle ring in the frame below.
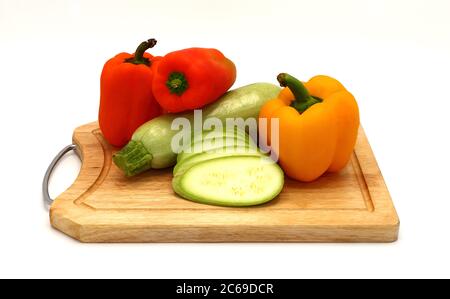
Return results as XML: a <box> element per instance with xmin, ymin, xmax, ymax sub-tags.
<box><xmin>42</xmin><ymin>144</ymin><xmax>79</xmax><ymax>209</ymax></box>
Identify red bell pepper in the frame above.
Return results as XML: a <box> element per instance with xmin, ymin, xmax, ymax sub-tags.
<box><xmin>98</xmin><ymin>39</ymin><xmax>163</xmax><ymax>147</ymax></box>
<box><xmin>152</xmin><ymin>48</ymin><xmax>236</xmax><ymax>113</ymax></box>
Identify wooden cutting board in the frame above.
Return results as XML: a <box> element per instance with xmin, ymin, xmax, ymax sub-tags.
<box><xmin>50</xmin><ymin>122</ymin><xmax>399</xmax><ymax>243</ymax></box>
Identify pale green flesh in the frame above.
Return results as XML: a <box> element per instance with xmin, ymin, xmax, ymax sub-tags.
<box><xmin>177</xmin><ymin>138</ymin><xmax>257</xmax><ymax>163</ymax></box>
<box><xmin>174</xmin><ymin>149</ymin><xmax>264</xmax><ymax>177</ymax></box>
<box><xmin>202</xmin><ymin>128</ymin><xmax>247</xmax><ymax>140</ymax></box>
<box><xmin>177</xmin><ymin>130</ymin><xmax>256</xmax><ymax>163</ymax></box>
<box><xmin>180</xmin><ymin>134</ymin><xmax>249</xmax><ymax>155</ymax></box>
<box><xmin>172</xmin><ymin>156</ymin><xmax>284</xmax><ymax>207</ymax></box>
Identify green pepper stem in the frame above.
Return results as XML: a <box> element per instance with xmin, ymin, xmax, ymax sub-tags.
<box><xmin>113</xmin><ymin>140</ymin><xmax>153</xmax><ymax>177</ymax></box>
<box><xmin>277</xmin><ymin>73</ymin><xmax>322</xmax><ymax>113</ymax></box>
<box><xmin>125</xmin><ymin>38</ymin><xmax>157</xmax><ymax>66</ymax></box>
<box><xmin>166</xmin><ymin>72</ymin><xmax>189</xmax><ymax>95</ymax></box>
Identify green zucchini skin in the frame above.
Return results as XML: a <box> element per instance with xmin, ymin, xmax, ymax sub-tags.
<box><xmin>113</xmin><ymin>83</ymin><xmax>280</xmax><ymax>176</ymax></box>
<box><xmin>201</xmin><ymin>83</ymin><xmax>280</xmax><ymax>120</ymax></box>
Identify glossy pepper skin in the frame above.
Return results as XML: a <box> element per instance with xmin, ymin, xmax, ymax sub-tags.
<box><xmin>99</xmin><ymin>39</ymin><xmax>163</xmax><ymax>147</ymax></box>
<box><xmin>259</xmin><ymin>73</ymin><xmax>359</xmax><ymax>182</ymax></box>
<box><xmin>152</xmin><ymin>48</ymin><xmax>236</xmax><ymax>113</ymax></box>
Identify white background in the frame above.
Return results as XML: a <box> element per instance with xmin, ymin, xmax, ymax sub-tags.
<box><xmin>1</xmin><ymin>0</ymin><xmax>449</xmax><ymax>278</ymax></box>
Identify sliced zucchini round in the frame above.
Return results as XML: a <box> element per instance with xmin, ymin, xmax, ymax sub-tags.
<box><xmin>172</xmin><ymin>156</ymin><xmax>284</xmax><ymax>207</ymax></box>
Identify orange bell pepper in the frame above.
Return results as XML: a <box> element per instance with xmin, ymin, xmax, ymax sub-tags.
<box><xmin>258</xmin><ymin>73</ymin><xmax>359</xmax><ymax>182</ymax></box>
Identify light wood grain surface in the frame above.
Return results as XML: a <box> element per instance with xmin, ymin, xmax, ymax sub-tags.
<box><xmin>50</xmin><ymin>122</ymin><xmax>399</xmax><ymax>243</ymax></box>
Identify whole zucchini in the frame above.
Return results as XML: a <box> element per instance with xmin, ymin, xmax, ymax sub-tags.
<box><xmin>113</xmin><ymin>83</ymin><xmax>280</xmax><ymax>176</ymax></box>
